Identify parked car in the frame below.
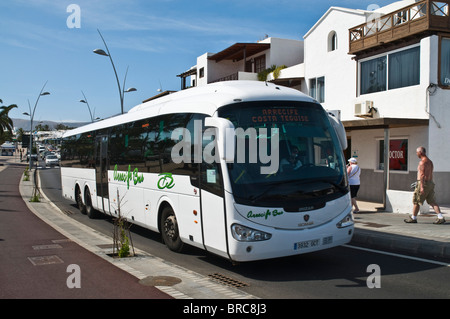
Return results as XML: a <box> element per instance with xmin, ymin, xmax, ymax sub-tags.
<box><xmin>42</xmin><ymin>150</ymin><xmax>55</xmax><ymax>160</ymax></box>
<box><xmin>27</xmin><ymin>152</ymin><xmax>38</xmax><ymax>161</ymax></box>
<box><xmin>45</xmin><ymin>154</ymin><xmax>59</xmax><ymax>167</ymax></box>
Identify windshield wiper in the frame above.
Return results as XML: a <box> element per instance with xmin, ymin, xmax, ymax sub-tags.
<box><xmin>247</xmin><ymin>180</ymin><xmax>306</xmax><ymax>203</ymax></box>
<box><xmin>316</xmin><ymin>179</ymin><xmax>348</xmax><ymax>193</ymax></box>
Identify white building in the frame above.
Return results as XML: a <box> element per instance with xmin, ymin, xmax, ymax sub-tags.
<box><xmin>177</xmin><ymin>37</ymin><xmax>304</xmax><ymax>89</ymax></box>
<box><xmin>176</xmin><ymin>0</ymin><xmax>450</xmax><ymax>211</ymax></box>
<box><xmin>300</xmin><ymin>0</ymin><xmax>450</xmax><ymax>211</ymax></box>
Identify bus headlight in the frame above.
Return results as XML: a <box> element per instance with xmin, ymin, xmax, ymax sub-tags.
<box><xmin>231</xmin><ymin>224</ymin><xmax>272</xmax><ymax>242</ymax></box>
<box><xmin>336</xmin><ymin>212</ymin><xmax>354</xmax><ymax>228</ymax></box>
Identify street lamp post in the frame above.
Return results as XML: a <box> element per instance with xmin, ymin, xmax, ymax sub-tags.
<box><xmin>79</xmin><ymin>90</ymin><xmax>94</xmax><ymax>122</ymax></box>
<box><xmin>93</xmin><ymin>29</ymin><xmax>136</xmax><ymax>114</ymax></box>
<box><xmin>23</xmin><ymin>81</ymin><xmax>50</xmax><ymax>171</ymax></box>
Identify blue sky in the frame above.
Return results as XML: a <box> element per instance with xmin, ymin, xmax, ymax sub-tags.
<box><xmin>1</xmin><ymin>0</ymin><xmax>394</xmax><ymax>124</ymax></box>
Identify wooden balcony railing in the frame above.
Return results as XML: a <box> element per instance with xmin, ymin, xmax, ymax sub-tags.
<box><xmin>349</xmin><ymin>0</ymin><xmax>450</xmax><ymax>55</ymax></box>
<box><xmin>210</xmin><ymin>72</ymin><xmax>239</xmax><ymax>83</ymax></box>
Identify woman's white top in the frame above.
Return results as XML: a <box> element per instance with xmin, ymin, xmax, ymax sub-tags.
<box><xmin>348</xmin><ymin>164</ymin><xmax>361</xmax><ymax>185</ymax></box>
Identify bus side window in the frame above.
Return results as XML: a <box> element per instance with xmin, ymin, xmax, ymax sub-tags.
<box><xmin>109</xmin><ymin>124</ymin><xmax>128</xmax><ymax>171</ymax></box>
<box><xmin>200</xmin><ymin>129</ymin><xmax>224</xmax><ymax>197</ymax></box>
<box><xmin>201</xmin><ymin>162</ymin><xmax>224</xmax><ymax>197</ymax></box>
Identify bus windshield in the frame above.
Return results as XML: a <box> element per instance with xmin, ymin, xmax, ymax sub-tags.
<box><xmin>218</xmin><ymin>101</ymin><xmax>348</xmax><ymax>209</ymax></box>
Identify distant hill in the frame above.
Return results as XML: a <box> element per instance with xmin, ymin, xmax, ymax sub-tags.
<box><xmin>12</xmin><ymin>118</ymin><xmax>88</xmax><ymax>131</ymax></box>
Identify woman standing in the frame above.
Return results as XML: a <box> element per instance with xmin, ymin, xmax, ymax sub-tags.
<box><xmin>347</xmin><ymin>157</ymin><xmax>361</xmax><ymax>213</ymax></box>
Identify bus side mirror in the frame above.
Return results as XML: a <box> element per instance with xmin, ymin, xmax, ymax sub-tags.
<box><xmin>327</xmin><ymin>112</ymin><xmax>348</xmax><ymax>150</ymax></box>
<box><xmin>204</xmin><ymin>117</ymin><xmax>235</xmax><ymax>162</ymax></box>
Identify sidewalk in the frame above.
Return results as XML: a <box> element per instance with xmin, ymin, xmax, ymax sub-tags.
<box><xmin>351</xmin><ymin>201</ymin><xmax>450</xmax><ymax>260</ymax></box>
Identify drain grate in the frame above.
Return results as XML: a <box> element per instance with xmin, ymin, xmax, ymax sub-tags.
<box><xmin>208</xmin><ymin>273</ymin><xmax>248</xmax><ymax>288</ymax></box>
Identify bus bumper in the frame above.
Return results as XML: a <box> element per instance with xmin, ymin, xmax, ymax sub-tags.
<box><xmin>227</xmin><ymin>210</ymin><xmax>354</xmax><ymax>262</ymax></box>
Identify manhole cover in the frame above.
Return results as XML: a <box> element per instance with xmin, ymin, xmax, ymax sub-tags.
<box><xmin>28</xmin><ymin>255</ymin><xmax>64</xmax><ymax>266</ymax></box>
<box><xmin>139</xmin><ymin>276</ymin><xmax>182</xmax><ymax>287</ymax></box>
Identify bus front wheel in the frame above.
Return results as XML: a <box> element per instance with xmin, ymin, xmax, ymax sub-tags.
<box><xmin>161</xmin><ymin>206</ymin><xmax>184</xmax><ymax>253</ymax></box>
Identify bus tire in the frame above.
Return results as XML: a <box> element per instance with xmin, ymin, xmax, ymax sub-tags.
<box><xmin>160</xmin><ymin>206</ymin><xmax>184</xmax><ymax>253</ymax></box>
<box><xmin>76</xmin><ymin>186</ymin><xmax>86</xmax><ymax>214</ymax></box>
<box><xmin>84</xmin><ymin>188</ymin><xmax>99</xmax><ymax>219</ymax></box>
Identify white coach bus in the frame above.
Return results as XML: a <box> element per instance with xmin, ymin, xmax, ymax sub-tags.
<box><xmin>60</xmin><ymin>81</ymin><xmax>353</xmax><ymax>262</ymax></box>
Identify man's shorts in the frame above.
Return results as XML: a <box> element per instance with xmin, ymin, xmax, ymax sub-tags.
<box><xmin>413</xmin><ymin>180</ymin><xmax>436</xmax><ymax>205</ymax></box>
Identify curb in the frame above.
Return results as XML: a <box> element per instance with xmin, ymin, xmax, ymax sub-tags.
<box><xmin>352</xmin><ymin>227</ymin><xmax>450</xmax><ymax>260</ymax></box>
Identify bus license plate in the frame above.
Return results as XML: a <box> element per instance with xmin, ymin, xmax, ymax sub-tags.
<box><xmin>294</xmin><ymin>239</ymin><xmax>320</xmax><ymax>250</ymax></box>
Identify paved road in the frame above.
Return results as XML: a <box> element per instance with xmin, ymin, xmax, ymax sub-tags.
<box><xmin>0</xmin><ymin>162</ymin><xmax>172</xmax><ymax>299</ymax></box>
<box><xmin>36</xmin><ymin>163</ymin><xmax>450</xmax><ymax>299</ymax></box>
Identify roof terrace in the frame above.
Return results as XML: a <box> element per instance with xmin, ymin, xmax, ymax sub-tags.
<box><xmin>349</xmin><ymin>0</ymin><xmax>450</xmax><ymax>56</ymax></box>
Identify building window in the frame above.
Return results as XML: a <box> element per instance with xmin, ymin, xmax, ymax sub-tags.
<box><xmin>309</xmin><ymin>76</ymin><xmax>325</xmax><ymax>103</ymax></box>
<box><xmin>360</xmin><ymin>56</ymin><xmax>387</xmax><ymax>94</ymax></box>
<box><xmin>388</xmin><ymin>47</ymin><xmax>420</xmax><ymax>90</ymax></box>
<box><xmin>378</xmin><ymin>139</ymin><xmax>408</xmax><ymax>171</ymax></box>
<box><xmin>360</xmin><ymin>46</ymin><xmax>420</xmax><ymax>95</ymax></box>
<box><xmin>199</xmin><ymin>67</ymin><xmax>204</xmax><ymax>78</ymax></box>
<box><xmin>440</xmin><ymin>37</ymin><xmax>450</xmax><ymax>88</ymax></box>
<box><xmin>254</xmin><ymin>55</ymin><xmax>266</xmax><ymax>74</ymax></box>
<box><xmin>328</xmin><ymin>31</ymin><xmax>338</xmax><ymax>51</ymax></box>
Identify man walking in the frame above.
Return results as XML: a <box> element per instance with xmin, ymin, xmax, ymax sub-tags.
<box><xmin>404</xmin><ymin>146</ymin><xmax>446</xmax><ymax>224</ymax></box>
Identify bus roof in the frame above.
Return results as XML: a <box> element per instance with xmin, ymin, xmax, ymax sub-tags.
<box><xmin>63</xmin><ymin>81</ymin><xmax>315</xmax><ymax>138</ymax></box>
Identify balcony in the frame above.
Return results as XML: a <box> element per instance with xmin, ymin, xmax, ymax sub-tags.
<box><xmin>210</xmin><ymin>71</ymin><xmax>258</xmax><ymax>83</ymax></box>
<box><xmin>349</xmin><ymin>0</ymin><xmax>450</xmax><ymax>56</ymax></box>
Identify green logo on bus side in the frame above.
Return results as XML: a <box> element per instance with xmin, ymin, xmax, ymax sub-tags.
<box><xmin>113</xmin><ymin>164</ymin><xmax>144</xmax><ymax>189</ymax></box>
<box><xmin>157</xmin><ymin>173</ymin><xmax>175</xmax><ymax>189</ymax></box>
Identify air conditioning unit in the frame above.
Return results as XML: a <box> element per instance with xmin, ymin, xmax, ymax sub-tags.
<box><xmin>354</xmin><ymin>101</ymin><xmax>373</xmax><ymax>117</ymax></box>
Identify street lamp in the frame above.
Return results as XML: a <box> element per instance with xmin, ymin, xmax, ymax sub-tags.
<box><xmin>23</xmin><ymin>81</ymin><xmax>50</xmax><ymax>170</ymax></box>
<box><xmin>79</xmin><ymin>91</ymin><xmax>94</xmax><ymax>122</ymax></box>
<box><xmin>93</xmin><ymin>29</ymin><xmax>136</xmax><ymax>114</ymax></box>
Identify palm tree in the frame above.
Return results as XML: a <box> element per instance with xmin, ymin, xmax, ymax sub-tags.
<box><xmin>16</xmin><ymin>127</ymin><xmax>24</xmax><ymax>143</ymax></box>
<box><xmin>0</xmin><ymin>99</ymin><xmax>18</xmax><ymax>137</ymax></box>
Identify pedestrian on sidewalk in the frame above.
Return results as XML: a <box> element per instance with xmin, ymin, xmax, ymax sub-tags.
<box><xmin>405</xmin><ymin>146</ymin><xmax>446</xmax><ymax>224</ymax></box>
<box><xmin>347</xmin><ymin>157</ymin><xmax>360</xmax><ymax>213</ymax></box>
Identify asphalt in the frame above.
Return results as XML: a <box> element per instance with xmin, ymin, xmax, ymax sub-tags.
<box><xmin>1</xmin><ymin>155</ymin><xmax>449</xmax><ymax>299</ymax></box>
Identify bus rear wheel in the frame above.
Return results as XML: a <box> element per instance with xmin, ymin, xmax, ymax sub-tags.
<box><xmin>76</xmin><ymin>186</ymin><xmax>86</xmax><ymax>214</ymax></box>
<box><xmin>84</xmin><ymin>188</ymin><xmax>100</xmax><ymax>219</ymax></box>
<box><xmin>161</xmin><ymin>206</ymin><xmax>184</xmax><ymax>253</ymax></box>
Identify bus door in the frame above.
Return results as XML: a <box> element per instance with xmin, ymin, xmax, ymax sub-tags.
<box><xmin>95</xmin><ymin>135</ymin><xmax>109</xmax><ymax>213</ymax></box>
<box><xmin>199</xmin><ymin>143</ymin><xmax>229</xmax><ymax>258</ymax></box>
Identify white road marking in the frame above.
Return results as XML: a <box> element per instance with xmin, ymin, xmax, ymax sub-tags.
<box><xmin>344</xmin><ymin>244</ymin><xmax>450</xmax><ymax>267</ymax></box>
